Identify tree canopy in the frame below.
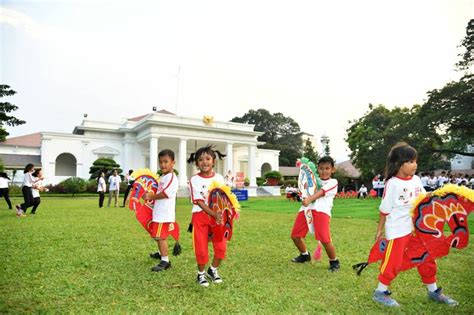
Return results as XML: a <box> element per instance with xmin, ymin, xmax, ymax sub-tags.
<box><xmin>89</xmin><ymin>158</ymin><xmax>122</xmax><ymax>180</ymax></box>
<box><xmin>346</xmin><ymin>104</ymin><xmax>449</xmax><ymax>179</ymax></box>
<box><xmin>0</xmin><ymin>85</ymin><xmax>26</xmax><ymax>141</ymax></box>
<box><xmin>231</xmin><ymin>109</ymin><xmax>303</xmax><ymax>166</ymax></box>
<box><xmin>456</xmin><ymin>19</ymin><xmax>474</xmax><ymax>71</ymax></box>
<box><xmin>302</xmin><ymin>138</ymin><xmax>319</xmax><ymax>164</ymax></box>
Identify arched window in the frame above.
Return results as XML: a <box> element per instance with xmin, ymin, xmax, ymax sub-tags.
<box><xmin>261</xmin><ymin>162</ymin><xmax>272</xmax><ymax>175</ymax></box>
<box><xmin>55</xmin><ymin>153</ymin><xmax>77</xmax><ymax>176</ymax></box>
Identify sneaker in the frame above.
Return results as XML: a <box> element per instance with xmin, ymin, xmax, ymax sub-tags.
<box><xmin>197</xmin><ymin>273</ymin><xmax>209</xmax><ymax>287</ymax></box>
<box><xmin>428</xmin><ymin>288</ymin><xmax>459</xmax><ymax>306</ymax></box>
<box><xmin>149</xmin><ymin>252</ymin><xmax>161</xmax><ymax>260</ymax></box>
<box><xmin>16</xmin><ymin>212</ymin><xmax>26</xmax><ymax>217</ymax></box>
<box><xmin>291</xmin><ymin>253</ymin><xmax>311</xmax><ymax>263</ymax></box>
<box><xmin>328</xmin><ymin>259</ymin><xmax>340</xmax><ymax>272</ymax></box>
<box><xmin>151</xmin><ymin>260</ymin><xmax>171</xmax><ymax>272</ymax></box>
<box><xmin>207</xmin><ymin>267</ymin><xmax>223</xmax><ymax>283</ymax></box>
<box><xmin>373</xmin><ymin>290</ymin><xmax>400</xmax><ymax>307</ymax></box>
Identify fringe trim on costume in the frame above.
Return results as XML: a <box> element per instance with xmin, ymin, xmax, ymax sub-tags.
<box><xmin>131</xmin><ymin>168</ymin><xmax>160</xmax><ymax>181</ymax></box>
<box><xmin>208</xmin><ymin>181</ymin><xmax>241</xmax><ymax>212</ymax></box>
<box><xmin>411</xmin><ymin>184</ymin><xmax>474</xmax><ymax>217</ymax></box>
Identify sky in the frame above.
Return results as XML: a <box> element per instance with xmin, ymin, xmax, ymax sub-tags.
<box><xmin>1</xmin><ymin>0</ymin><xmax>473</xmax><ymax>162</ymax></box>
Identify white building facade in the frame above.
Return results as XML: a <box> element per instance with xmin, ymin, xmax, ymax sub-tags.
<box><xmin>0</xmin><ymin>111</ymin><xmax>280</xmax><ymax>196</ymax></box>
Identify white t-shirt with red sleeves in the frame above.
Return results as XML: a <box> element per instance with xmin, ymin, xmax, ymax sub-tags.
<box><xmin>380</xmin><ymin>175</ymin><xmax>425</xmax><ymax>240</ymax></box>
<box><xmin>299</xmin><ymin>178</ymin><xmax>338</xmax><ymax>216</ymax></box>
<box><xmin>189</xmin><ymin>172</ymin><xmax>225</xmax><ymax>213</ymax></box>
<box><xmin>152</xmin><ymin>173</ymin><xmax>179</xmax><ymax>223</ymax></box>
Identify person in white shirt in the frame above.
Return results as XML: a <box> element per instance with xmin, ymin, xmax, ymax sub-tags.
<box><xmin>420</xmin><ymin>173</ymin><xmax>430</xmax><ymax>191</ymax></box>
<box><xmin>30</xmin><ymin>168</ymin><xmax>48</xmax><ymax>214</ymax></box>
<box><xmin>188</xmin><ymin>144</ymin><xmax>227</xmax><ymax>287</ymax></box>
<box><xmin>291</xmin><ymin>156</ymin><xmax>340</xmax><ymax>272</ymax></box>
<box><xmin>358</xmin><ymin>184</ymin><xmax>368</xmax><ymax>199</ymax></box>
<box><xmin>224</xmin><ymin>170</ymin><xmax>234</xmax><ymax>188</ymax></box>
<box><xmin>15</xmin><ymin>163</ymin><xmax>41</xmax><ymax>217</ymax></box>
<box><xmin>97</xmin><ymin>172</ymin><xmax>107</xmax><ymax>208</ymax></box>
<box><xmin>0</xmin><ymin>172</ymin><xmax>12</xmax><ymax>209</ymax></box>
<box><xmin>145</xmin><ymin>150</ymin><xmax>180</xmax><ymax>272</ymax></box>
<box><xmin>372</xmin><ymin>142</ymin><xmax>457</xmax><ymax>307</ymax></box>
<box><xmin>107</xmin><ymin>169</ymin><xmax>121</xmax><ymax>207</ymax></box>
<box><xmin>427</xmin><ymin>173</ymin><xmax>437</xmax><ymax>191</ymax></box>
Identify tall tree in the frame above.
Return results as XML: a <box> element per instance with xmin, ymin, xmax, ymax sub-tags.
<box><xmin>231</xmin><ymin>109</ymin><xmax>303</xmax><ymax>166</ymax></box>
<box><xmin>456</xmin><ymin>19</ymin><xmax>474</xmax><ymax>71</ymax></box>
<box><xmin>419</xmin><ymin>74</ymin><xmax>474</xmax><ymax>156</ymax></box>
<box><xmin>345</xmin><ymin>104</ymin><xmax>447</xmax><ymax>180</ymax></box>
<box><xmin>303</xmin><ymin>138</ymin><xmax>320</xmax><ymax>164</ymax></box>
<box><xmin>0</xmin><ymin>85</ymin><xmax>26</xmax><ymax>141</ymax></box>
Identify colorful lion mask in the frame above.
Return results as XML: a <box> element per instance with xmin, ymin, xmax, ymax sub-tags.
<box><xmin>353</xmin><ymin>184</ymin><xmax>474</xmax><ymax>275</ymax></box>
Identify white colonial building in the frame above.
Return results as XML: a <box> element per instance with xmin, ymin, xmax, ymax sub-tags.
<box><xmin>0</xmin><ymin>110</ymin><xmax>280</xmax><ymax>196</ymax></box>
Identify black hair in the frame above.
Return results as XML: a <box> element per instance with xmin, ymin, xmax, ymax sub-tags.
<box><xmin>187</xmin><ymin>144</ymin><xmax>226</xmax><ymax>166</ymax></box>
<box><xmin>318</xmin><ymin>156</ymin><xmax>335</xmax><ymax>167</ymax></box>
<box><xmin>0</xmin><ymin>172</ymin><xmax>10</xmax><ymax>180</ymax></box>
<box><xmin>97</xmin><ymin>170</ymin><xmax>105</xmax><ymax>184</ymax></box>
<box><xmin>128</xmin><ymin>169</ymin><xmax>133</xmax><ymax>175</ymax></box>
<box><xmin>32</xmin><ymin>168</ymin><xmax>42</xmax><ymax>177</ymax></box>
<box><xmin>159</xmin><ymin>149</ymin><xmax>175</xmax><ymax>161</ymax></box>
<box><xmin>24</xmin><ymin>163</ymin><xmax>34</xmax><ymax>174</ymax></box>
<box><xmin>385</xmin><ymin>142</ymin><xmax>418</xmax><ymax>181</ymax></box>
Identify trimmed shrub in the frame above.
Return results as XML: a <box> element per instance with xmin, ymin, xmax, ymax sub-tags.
<box><xmin>256</xmin><ymin>177</ymin><xmax>265</xmax><ymax>186</ymax></box>
<box><xmin>89</xmin><ymin>158</ymin><xmax>122</xmax><ymax>180</ymax></box>
<box><xmin>61</xmin><ymin>177</ymin><xmax>87</xmax><ymax>196</ymax></box>
<box><xmin>86</xmin><ymin>179</ymin><xmax>98</xmax><ymax>193</ymax></box>
<box><xmin>263</xmin><ymin>171</ymin><xmax>282</xmax><ymax>180</ymax></box>
<box><xmin>284</xmin><ymin>179</ymin><xmax>298</xmax><ymax>187</ymax></box>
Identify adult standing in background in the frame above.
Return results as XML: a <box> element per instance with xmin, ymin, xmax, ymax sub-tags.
<box><xmin>107</xmin><ymin>169</ymin><xmax>121</xmax><ymax>207</ymax></box>
<box><xmin>121</xmin><ymin>170</ymin><xmax>134</xmax><ymax>207</ymax></box>
<box><xmin>0</xmin><ymin>172</ymin><xmax>12</xmax><ymax>210</ymax></box>
<box><xmin>97</xmin><ymin>171</ymin><xmax>106</xmax><ymax>208</ymax></box>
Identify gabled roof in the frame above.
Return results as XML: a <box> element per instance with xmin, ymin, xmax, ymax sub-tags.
<box><xmin>128</xmin><ymin>110</ymin><xmax>176</xmax><ymax>122</ymax></box>
<box><xmin>335</xmin><ymin>160</ymin><xmax>361</xmax><ymax>178</ymax></box>
<box><xmin>1</xmin><ymin>132</ymin><xmax>42</xmax><ymax>147</ymax></box>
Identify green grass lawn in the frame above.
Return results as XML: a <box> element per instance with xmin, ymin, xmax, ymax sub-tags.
<box><xmin>1</xmin><ymin>196</ymin><xmax>473</xmax><ymax>313</ymax></box>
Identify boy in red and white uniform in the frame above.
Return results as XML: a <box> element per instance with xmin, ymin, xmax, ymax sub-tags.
<box><xmin>145</xmin><ymin>149</ymin><xmax>179</xmax><ymax>272</ymax></box>
<box><xmin>290</xmin><ymin>156</ymin><xmax>340</xmax><ymax>272</ymax></box>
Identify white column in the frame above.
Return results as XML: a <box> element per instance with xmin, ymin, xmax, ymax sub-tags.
<box><xmin>248</xmin><ymin>144</ymin><xmax>257</xmax><ymax>186</ymax></box>
<box><xmin>178</xmin><ymin>138</ymin><xmax>188</xmax><ymax>186</ymax></box>
<box><xmin>224</xmin><ymin>142</ymin><xmax>234</xmax><ymax>174</ymax></box>
<box><xmin>123</xmin><ymin>140</ymin><xmax>132</xmax><ymax>172</ymax></box>
<box><xmin>149</xmin><ymin>137</ymin><xmax>158</xmax><ymax>173</ymax></box>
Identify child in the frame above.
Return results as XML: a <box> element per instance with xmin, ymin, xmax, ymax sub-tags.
<box><xmin>0</xmin><ymin>172</ymin><xmax>12</xmax><ymax>210</ymax></box>
<box><xmin>144</xmin><ymin>149</ymin><xmax>179</xmax><ymax>272</ymax></box>
<box><xmin>291</xmin><ymin>156</ymin><xmax>340</xmax><ymax>272</ymax></box>
<box><xmin>97</xmin><ymin>171</ymin><xmax>106</xmax><ymax>208</ymax></box>
<box><xmin>188</xmin><ymin>144</ymin><xmax>227</xmax><ymax>287</ymax></box>
<box><xmin>373</xmin><ymin>142</ymin><xmax>458</xmax><ymax>307</ymax></box>
<box><xmin>31</xmin><ymin>168</ymin><xmax>47</xmax><ymax>214</ymax></box>
<box><xmin>15</xmin><ymin>163</ymin><xmax>41</xmax><ymax>217</ymax></box>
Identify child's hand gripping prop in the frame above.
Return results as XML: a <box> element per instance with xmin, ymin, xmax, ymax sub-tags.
<box><xmin>129</xmin><ymin>169</ymin><xmax>181</xmax><ymax>256</ymax></box>
<box><xmin>207</xmin><ymin>181</ymin><xmax>240</xmax><ymax>242</ymax></box>
<box><xmin>353</xmin><ymin>184</ymin><xmax>474</xmax><ymax>275</ymax></box>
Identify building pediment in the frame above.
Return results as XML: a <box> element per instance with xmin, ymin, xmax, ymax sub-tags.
<box><xmin>92</xmin><ymin>146</ymin><xmax>120</xmax><ymax>156</ymax></box>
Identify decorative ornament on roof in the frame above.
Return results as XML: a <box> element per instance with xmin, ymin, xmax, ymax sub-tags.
<box><xmin>203</xmin><ymin>115</ymin><xmax>214</xmax><ymax>126</ymax></box>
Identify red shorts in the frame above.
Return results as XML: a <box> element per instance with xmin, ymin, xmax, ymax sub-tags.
<box><xmin>192</xmin><ymin>211</ymin><xmax>227</xmax><ymax>265</ymax></box>
<box><xmin>149</xmin><ymin>222</ymin><xmax>180</xmax><ymax>241</ymax></box>
<box><xmin>291</xmin><ymin>210</ymin><xmax>332</xmax><ymax>243</ymax></box>
<box><xmin>378</xmin><ymin>233</ymin><xmax>437</xmax><ymax>285</ymax></box>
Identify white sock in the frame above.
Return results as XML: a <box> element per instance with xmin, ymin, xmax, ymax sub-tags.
<box><xmin>198</xmin><ymin>270</ymin><xmax>205</xmax><ymax>275</ymax></box>
<box><xmin>426</xmin><ymin>283</ymin><xmax>438</xmax><ymax>292</ymax></box>
<box><xmin>376</xmin><ymin>282</ymin><xmax>388</xmax><ymax>292</ymax></box>
<box><xmin>302</xmin><ymin>251</ymin><xmax>309</xmax><ymax>255</ymax></box>
<box><xmin>161</xmin><ymin>256</ymin><xmax>169</xmax><ymax>262</ymax></box>
<box><xmin>210</xmin><ymin>265</ymin><xmax>217</xmax><ymax>272</ymax></box>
